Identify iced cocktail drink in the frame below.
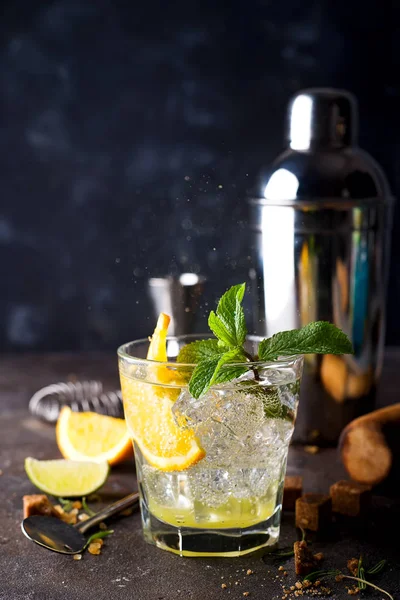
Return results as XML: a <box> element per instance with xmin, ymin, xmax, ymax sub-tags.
<box><xmin>118</xmin><ymin>336</ymin><xmax>303</xmax><ymax>557</ymax></box>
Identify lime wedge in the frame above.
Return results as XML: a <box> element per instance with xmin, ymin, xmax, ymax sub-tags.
<box><xmin>25</xmin><ymin>457</ymin><xmax>109</xmax><ymax>497</ymax></box>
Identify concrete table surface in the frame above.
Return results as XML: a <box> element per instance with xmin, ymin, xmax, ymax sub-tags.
<box><xmin>1</xmin><ymin>351</ymin><xmax>399</xmax><ymax>600</ymax></box>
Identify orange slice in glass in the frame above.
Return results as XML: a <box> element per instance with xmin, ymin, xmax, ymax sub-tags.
<box><xmin>120</xmin><ymin>313</ymin><xmax>205</xmax><ymax>471</ymax></box>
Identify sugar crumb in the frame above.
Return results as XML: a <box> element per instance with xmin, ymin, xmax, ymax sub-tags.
<box><xmin>304</xmin><ymin>445</ymin><xmax>319</xmax><ymax>454</ymax></box>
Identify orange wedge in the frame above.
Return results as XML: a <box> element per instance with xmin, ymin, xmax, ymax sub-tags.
<box><xmin>119</xmin><ymin>313</ymin><xmax>205</xmax><ymax>471</ymax></box>
<box><xmin>147</xmin><ymin>312</ymin><xmax>170</xmax><ymax>361</ymax></box>
<box><xmin>146</xmin><ymin>313</ymin><xmax>177</xmax><ymax>384</ymax></box>
<box><xmin>56</xmin><ymin>406</ymin><xmax>133</xmax><ymax>466</ymax></box>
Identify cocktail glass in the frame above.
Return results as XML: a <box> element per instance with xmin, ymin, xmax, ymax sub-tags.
<box><xmin>118</xmin><ymin>335</ymin><xmax>303</xmax><ymax>557</ymax></box>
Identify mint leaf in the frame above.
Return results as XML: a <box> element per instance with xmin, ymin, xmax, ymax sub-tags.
<box><xmin>216</xmin><ymin>283</ymin><xmax>245</xmax><ymax>325</ymax></box>
<box><xmin>85</xmin><ymin>529</ymin><xmax>114</xmax><ymax>547</ymax></box>
<box><xmin>207</xmin><ymin>283</ymin><xmax>247</xmax><ymax>348</ymax></box>
<box><xmin>82</xmin><ymin>496</ymin><xmax>96</xmax><ymax>517</ymax></box>
<box><xmin>189</xmin><ymin>347</ymin><xmax>246</xmax><ymax>399</ymax></box>
<box><xmin>213</xmin><ymin>364</ymin><xmax>248</xmax><ymax>386</ymax></box>
<box><xmin>258</xmin><ymin>321</ymin><xmax>353</xmax><ymax>361</ymax></box>
<box><xmin>188</xmin><ymin>356</ymin><xmax>223</xmax><ymax>399</ymax></box>
<box><xmin>208</xmin><ymin>311</ymin><xmax>237</xmax><ymax>347</ymax></box>
<box><xmin>216</xmin><ymin>283</ymin><xmax>247</xmax><ymax>346</ymax></box>
<box><xmin>177</xmin><ymin>339</ymin><xmax>224</xmax><ymax>364</ymax></box>
<box><xmin>261</xmin><ymin>388</ymin><xmax>284</xmax><ymax>419</ymax></box>
<box><xmin>234</xmin><ymin>291</ymin><xmax>247</xmax><ymax>347</ymax></box>
<box><xmin>235</xmin><ymin>381</ymin><xmax>295</xmax><ymax>422</ymax></box>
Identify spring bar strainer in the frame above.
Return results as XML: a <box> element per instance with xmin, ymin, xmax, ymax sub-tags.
<box><xmin>29</xmin><ymin>381</ymin><xmax>124</xmax><ymax>423</ymax></box>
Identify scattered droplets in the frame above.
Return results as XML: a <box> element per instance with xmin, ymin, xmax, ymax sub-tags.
<box><xmin>182</xmin><ymin>218</ymin><xmax>192</xmax><ymax>230</ymax></box>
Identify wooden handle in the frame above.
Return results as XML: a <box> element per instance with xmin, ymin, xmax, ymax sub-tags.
<box><xmin>339</xmin><ymin>403</ymin><xmax>400</xmax><ymax>486</ymax></box>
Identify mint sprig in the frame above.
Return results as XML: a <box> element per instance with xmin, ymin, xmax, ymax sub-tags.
<box><xmin>177</xmin><ymin>284</ymin><xmax>249</xmax><ymax>398</ymax></box>
<box><xmin>177</xmin><ymin>283</ymin><xmax>353</xmax><ymax>399</ymax></box>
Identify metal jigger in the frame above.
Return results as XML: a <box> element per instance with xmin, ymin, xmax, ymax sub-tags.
<box><xmin>148</xmin><ymin>274</ymin><xmax>205</xmax><ymax>335</ymax></box>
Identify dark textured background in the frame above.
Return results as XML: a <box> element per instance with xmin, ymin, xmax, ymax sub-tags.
<box><xmin>1</xmin><ymin>0</ymin><xmax>399</xmax><ymax>352</ymax></box>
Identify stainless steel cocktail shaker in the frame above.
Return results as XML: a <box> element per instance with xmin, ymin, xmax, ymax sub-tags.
<box><xmin>248</xmin><ymin>88</ymin><xmax>394</xmax><ymax>444</ymax></box>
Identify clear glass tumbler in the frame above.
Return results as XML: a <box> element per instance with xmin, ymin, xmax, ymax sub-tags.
<box><xmin>118</xmin><ymin>335</ymin><xmax>303</xmax><ymax>557</ymax></box>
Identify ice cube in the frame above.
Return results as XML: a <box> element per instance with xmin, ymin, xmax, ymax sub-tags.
<box><xmin>172</xmin><ymin>385</ymin><xmax>267</xmax><ymax>464</ymax></box>
<box><xmin>172</xmin><ymin>389</ymin><xmax>217</xmax><ymax>429</ymax></box>
<box><xmin>187</xmin><ymin>467</ymin><xmax>231</xmax><ymax>507</ymax></box>
<box><xmin>172</xmin><ymin>382</ymin><xmax>294</xmax><ymax>485</ymax></box>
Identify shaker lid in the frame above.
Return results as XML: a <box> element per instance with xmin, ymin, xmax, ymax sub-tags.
<box><xmin>287</xmin><ymin>88</ymin><xmax>357</xmax><ymax>150</ymax></box>
<box><xmin>247</xmin><ymin>87</ymin><xmax>392</xmax><ymax>205</ymax></box>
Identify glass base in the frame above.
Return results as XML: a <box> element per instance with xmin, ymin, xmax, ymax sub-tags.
<box><xmin>140</xmin><ymin>497</ymin><xmax>281</xmax><ymax>557</ymax></box>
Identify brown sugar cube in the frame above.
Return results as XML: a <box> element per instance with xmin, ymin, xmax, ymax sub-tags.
<box><xmin>23</xmin><ymin>494</ymin><xmax>60</xmax><ymax>519</ymax></box>
<box><xmin>295</xmin><ymin>494</ymin><xmax>332</xmax><ymax>531</ymax></box>
<box><xmin>88</xmin><ymin>542</ymin><xmax>101</xmax><ymax>555</ymax></box>
<box><xmin>283</xmin><ymin>476</ymin><xmax>303</xmax><ymax>511</ymax></box>
<box><xmin>294</xmin><ymin>540</ymin><xmax>317</xmax><ymax>575</ymax></box>
<box><xmin>347</xmin><ymin>558</ymin><xmax>359</xmax><ymax>576</ymax></box>
<box><xmin>330</xmin><ymin>480</ymin><xmax>371</xmax><ymax>517</ymax></box>
<box><xmin>313</xmin><ymin>552</ymin><xmax>324</xmax><ymax>563</ymax></box>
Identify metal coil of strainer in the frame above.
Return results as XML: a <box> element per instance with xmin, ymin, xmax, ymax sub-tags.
<box><xmin>29</xmin><ymin>381</ymin><xmax>124</xmax><ymax>423</ymax></box>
